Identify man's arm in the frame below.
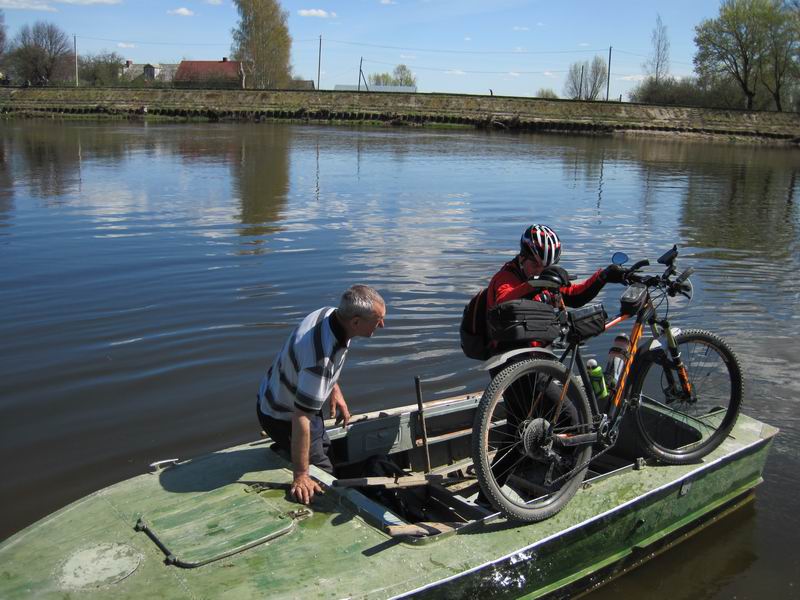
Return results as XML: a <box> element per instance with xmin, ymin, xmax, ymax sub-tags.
<box><xmin>329</xmin><ymin>382</ymin><xmax>350</xmax><ymax>427</ymax></box>
<box><xmin>290</xmin><ymin>411</ymin><xmax>322</xmax><ymax>504</ymax></box>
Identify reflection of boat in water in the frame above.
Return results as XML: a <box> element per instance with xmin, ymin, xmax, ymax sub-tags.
<box><xmin>0</xmin><ymin>391</ymin><xmax>776</xmax><ymax>599</ymax></box>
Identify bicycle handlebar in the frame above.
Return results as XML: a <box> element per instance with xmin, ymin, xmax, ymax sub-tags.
<box><xmin>621</xmin><ymin>247</ymin><xmax>694</xmax><ymax>298</ymax></box>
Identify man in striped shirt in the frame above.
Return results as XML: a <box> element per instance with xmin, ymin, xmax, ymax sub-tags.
<box><xmin>257</xmin><ymin>285</ymin><xmax>386</xmax><ymax>504</ymax></box>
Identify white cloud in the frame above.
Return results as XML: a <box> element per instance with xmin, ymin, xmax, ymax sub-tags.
<box><xmin>117</xmin><ymin>42</ymin><xmax>135</xmax><ymax>48</ymax></box>
<box><xmin>400</xmin><ymin>54</ymin><xmax>416</xmax><ymax>60</ymax></box>
<box><xmin>464</xmin><ymin>36</ymin><xmax>471</xmax><ymax>41</ymax></box>
<box><xmin>578</xmin><ymin>42</ymin><xmax>589</xmax><ymax>47</ymax></box>
<box><xmin>512</xmin><ymin>26</ymin><xmax>529</xmax><ymax>31</ymax></box>
<box><xmin>543</xmin><ymin>70</ymin><xmax>556</xmax><ymax>78</ymax></box>
<box><xmin>618</xmin><ymin>74</ymin><xmax>645</xmax><ymax>81</ymax></box>
<box><xmin>380</xmin><ymin>0</ymin><xmax>396</xmax><ymax>4</ymax></box>
<box><xmin>0</xmin><ymin>0</ymin><xmax>120</xmax><ymax>9</ymax></box>
<box><xmin>206</xmin><ymin>0</ymin><xmax>222</xmax><ymax>4</ymax></box>
<box><xmin>446</xmin><ymin>69</ymin><xmax>466</xmax><ymax>76</ymax></box>
<box><xmin>167</xmin><ymin>7</ymin><xmax>194</xmax><ymax>16</ymax></box>
<box><xmin>514</xmin><ymin>46</ymin><xmax>525</xmax><ymax>52</ymax></box>
<box><xmin>298</xmin><ymin>8</ymin><xmax>336</xmax><ymax>18</ymax></box>
<box><xmin>0</xmin><ymin>1</ymin><xmax>56</xmax><ymax>10</ymax></box>
<box><xmin>536</xmin><ymin>22</ymin><xmax>544</xmax><ymax>27</ymax></box>
<box><xmin>508</xmin><ymin>72</ymin><xmax>520</xmax><ymax>77</ymax></box>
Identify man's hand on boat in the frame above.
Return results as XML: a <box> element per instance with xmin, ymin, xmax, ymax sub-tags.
<box><xmin>290</xmin><ymin>471</ymin><xmax>323</xmax><ymax>505</ymax></box>
<box><xmin>330</xmin><ymin>383</ymin><xmax>351</xmax><ymax>428</ymax></box>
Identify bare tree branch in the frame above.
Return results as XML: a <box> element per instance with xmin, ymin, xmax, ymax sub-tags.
<box><xmin>644</xmin><ymin>14</ymin><xmax>671</xmax><ymax>83</ymax></box>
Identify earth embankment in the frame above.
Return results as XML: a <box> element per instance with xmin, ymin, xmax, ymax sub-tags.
<box><xmin>2</xmin><ymin>87</ymin><xmax>799</xmax><ymax>144</ymax></box>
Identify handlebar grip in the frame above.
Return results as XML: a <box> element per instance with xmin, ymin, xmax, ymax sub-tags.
<box><xmin>676</xmin><ymin>267</ymin><xmax>695</xmax><ymax>283</ymax></box>
<box><xmin>629</xmin><ymin>259</ymin><xmax>650</xmax><ymax>272</ymax></box>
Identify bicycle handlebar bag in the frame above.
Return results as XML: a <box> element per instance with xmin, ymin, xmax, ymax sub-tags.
<box><xmin>567</xmin><ymin>303</ymin><xmax>607</xmax><ymax>342</ymax></box>
<box><xmin>487</xmin><ymin>299</ymin><xmax>561</xmax><ymax>344</ymax></box>
<box><xmin>619</xmin><ymin>283</ymin><xmax>647</xmax><ymax>316</ymax></box>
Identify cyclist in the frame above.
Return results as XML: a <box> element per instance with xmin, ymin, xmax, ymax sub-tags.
<box><xmin>475</xmin><ymin>224</ymin><xmax>626</xmax><ymax>506</ymax></box>
<box><xmin>487</xmin><ymin>223</ymin><xmax>625</xmax><ymax>358</ymax></box>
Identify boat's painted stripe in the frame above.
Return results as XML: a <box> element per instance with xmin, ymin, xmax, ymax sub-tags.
<box><xmin>391</xmin><ymin>432</ymin><xmax>774</xmax><ymax>599</ymax></box>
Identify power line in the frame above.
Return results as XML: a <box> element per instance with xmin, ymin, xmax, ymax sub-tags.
<box><xmin>325</xmin><ymin>38</ymin><xmax>608</xmax><ymax>56</ymax></box>
<box><xmin>76</xmin><ymin>35</ymin><xmax>319</xmax><ymax>47</ymax></box>
<box><xmin>77</xmin><ymin>35</ymin><xmax>228</xmax><ymax>47</ymax></box>
<box><xmin>613</xmin><ymin>48</ymin><xmax>695</xmax><ymax>67</ymax></box>
<box><xmin>361</xmin><ymin>58</ymin><xmax>567</xmax><ymax>75</ymax></box>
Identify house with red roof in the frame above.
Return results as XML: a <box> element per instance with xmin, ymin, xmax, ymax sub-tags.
<box><xmin>174</xmin><ymin>58</ymin><xmax>244</xmax><ymax>89</ymax></box>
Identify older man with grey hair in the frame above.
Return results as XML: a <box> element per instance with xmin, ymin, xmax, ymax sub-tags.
<box><xmin>257</xmin><ymin>284</ymin><xmax>386</xmax><ymax>504</ymax></box>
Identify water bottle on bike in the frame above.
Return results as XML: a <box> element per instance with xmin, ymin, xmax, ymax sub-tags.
<box><xmin>604</xmin><ymin>333</ymin><xmax>630</xmax><ymax>390</ymax></box>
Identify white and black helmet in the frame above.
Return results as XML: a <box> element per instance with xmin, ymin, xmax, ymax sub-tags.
<box><xmin>520</xmin><ymin>224</ymin><xmax>562</xmax><ymax>267</ymax></box>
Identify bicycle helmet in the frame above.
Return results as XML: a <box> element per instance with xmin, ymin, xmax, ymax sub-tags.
<box><xmin>520</xmin><ymin>224</ymin><xmax>561</xmax><ymax>266</ymax></box>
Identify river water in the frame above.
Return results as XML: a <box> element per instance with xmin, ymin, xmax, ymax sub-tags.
<box><xmin>1</xmin><ymin>121</ymin><xmax>798</xmax><ymax>598</ymax></box>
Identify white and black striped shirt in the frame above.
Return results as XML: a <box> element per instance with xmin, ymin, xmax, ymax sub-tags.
<box><xmin>258</xmin><ymin>307</ymin><xmax>349</xmax><ymax>421</ymax></box>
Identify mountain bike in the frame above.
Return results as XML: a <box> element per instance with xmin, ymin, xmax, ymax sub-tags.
<box><xmin>471</xmin><ymin>245</ymin><xmax>743</xmax><ymax>522</ymax></box>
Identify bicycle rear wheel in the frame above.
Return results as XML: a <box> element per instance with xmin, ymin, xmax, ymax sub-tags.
<box><xmin>629</xmin><ymin>329</ymin><xmax>742</xmax><ymax>464</ymax></box>
<box><xmin>472</xmin><ymin>359</ymin><xmax>592</xmax><ymax>522</ymax></box>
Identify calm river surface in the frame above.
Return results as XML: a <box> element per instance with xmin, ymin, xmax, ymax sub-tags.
<box><xmin>1</xmin><ymin>121</ymin><xmax>798</xmax><ymax>597</ymax></box>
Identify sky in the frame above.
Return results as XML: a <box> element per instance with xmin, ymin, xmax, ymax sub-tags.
<box><xmin>1</xmin><ymin>0</ymin><xmax>728</xmax><ymax>99</ymax></box>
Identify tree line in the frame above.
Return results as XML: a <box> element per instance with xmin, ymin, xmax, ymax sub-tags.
<box><xmin>632</xmin><ymin>0</ymin><xmax>799</xmax><ymax>111</ymax></box>
<box><xmin>0</xmin><ymin>1</ymin><xmax>797</xmax><ymax>111</ymax></box>
<box><xmin>0</xmin><ymin>1</ymin><xmax>295</xmax><ymax>89</ymax></box>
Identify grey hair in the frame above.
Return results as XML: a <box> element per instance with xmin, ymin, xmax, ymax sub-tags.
<box><xmin>338</xmin><ymin>284</ymin><xmax>384</xmax><ymax>320</ymax></box>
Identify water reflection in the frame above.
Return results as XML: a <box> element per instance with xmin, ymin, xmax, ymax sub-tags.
<box><xmin>682</xmin><ymin>162</ymin><xmax>798</xmax><ymax>258</ymax></box>
<box><xmin>3</xmin><ymin>123</ymin><xmax>83</xmax><ymax>199</ymax></box>
<box><xmin>0</xmin><ymin>136</ymin><xmax>13</xmax><ymax>231</ymax></box>
<box><xmin>230</xmin><ymin>127</ymin><xmax>290</xmax><ymax>238</ymax></box>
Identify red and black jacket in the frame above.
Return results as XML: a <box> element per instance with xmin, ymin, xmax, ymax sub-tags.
<box><xmin>487</xmin><ymin>258</ymin><xmax>607</xmax><ymax>347</ymax></box>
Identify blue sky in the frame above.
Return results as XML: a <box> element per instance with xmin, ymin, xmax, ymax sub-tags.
<box><xmin>1</xmin><ymin>1</ymin><xmax>726</xmax><ymax>98</ymax></box>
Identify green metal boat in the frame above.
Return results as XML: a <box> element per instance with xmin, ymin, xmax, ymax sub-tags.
<box><xmin>0</xmin><ymin>391</ymin><xmax>777</xmax><ymax>599</ymax></box>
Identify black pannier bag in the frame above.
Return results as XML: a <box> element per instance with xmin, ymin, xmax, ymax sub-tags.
<box><xmin>460</xmin><ymin>288</ymin><xmax>491</xmax><ymax>360</ymax></box>
<box><xmin>487</xmin><ymin>299</ymin><xmax>561</xmax><ymax>345</ymax></box>
<box><xmin>620</xmin><ymin>283</ymin><xmax>647</xmax><ymax>316</ymax></box>
<box><xmin>567</xmin><ymin>303</ymin><xmax>607</xmax><ymax>342</ymax></box>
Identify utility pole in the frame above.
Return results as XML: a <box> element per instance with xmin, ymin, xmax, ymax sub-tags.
<box><xmin>579</xmin><ymin>64</ymin><xmax>584</xmax><ymax>100</ymax></box>
<box><xmin>74</xmin><ymin>35</ymin><xmax>79</xmax><ymax>87</ymax></box>
<box><xmin>317</xmin><ymin>35</ymin><xmax>322</xmax><ymax>91</ymax></box>
<box><xmin>606</xmin><ymin>46</ymin><xmax>612</xmax><ymax>101</ymax></box>
<box><xmin>358</xmin><ymin>57</ymin><xmax>363</xmax><ymax>91</ymax></box>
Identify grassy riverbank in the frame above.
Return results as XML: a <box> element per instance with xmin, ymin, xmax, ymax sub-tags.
<box><xmin>2</xmin><ymin>87</ymin><xmax>799</xmax><ymax>144</ymax></box>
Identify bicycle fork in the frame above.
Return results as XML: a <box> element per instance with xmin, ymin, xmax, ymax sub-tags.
<box><xmin>659</xmin><ymin>321</ymin><xmax>694</xmax><ymax>402</ymax></box>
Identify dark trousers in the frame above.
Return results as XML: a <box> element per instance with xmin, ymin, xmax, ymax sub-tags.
<box><xmin>257</xmin><ymin>407</ymin><xmax>334</xmax><ymax>474</ymax></box>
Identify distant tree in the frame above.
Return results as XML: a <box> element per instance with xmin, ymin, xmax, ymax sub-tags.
<box><xmin>629</xmin><ymin>73</ymin><xmax>754</xmax><ymax>109</ymax></box>
<box><xmin>644</xmin><ymin>14</ymin><xmax>670</xmax><ymax>83</ymax></box>
<box><xmin>694</xmin><ymin>0</ymin><xmax>774</xmax><ymax>110</ymax></box>
<box><xmin>0</xmin><ymin>10</ymin><xmax>6</xmax><ymax>63</ymax></box>
<box><xmin>368</xmin><ymin>64</ymin><xmax>417</xmax><ymax>87</ymax></box>
<box><xmin>392</xmin><ymin>64</ymin><xmax>416</xmax><ymax>86</ymax></box>
<box><xmin>368</xmin><ymin>72</ymin><xmax>393</xmax><ymax>86</ymax></box>
<box><xmin>535</xmin><ymin>88</ymin><xmax>558</xmax><ymax>99</ymax></box>
<box><xmin>563</xmin><ymin>57</ymin><xmax>607</xmax><ymax>100</ymax></box>
<box><xmin>8</xmin><ymin>21</ymin><xmax>73</xmax><ymax>85</ymax></box>
<box><xmin>79</xmin><ymin>51</ymin><xmax>125</xmax><ymax>87</ymax></box>
<box><xmin>564</xmin><ymin>62</ymin><xmax>585</xmax><ymax>99</ymax></box>
<box><xmin>759</xmin><ymin>1</ymin><xmax>797</xmax><ymax>111</ymax></box>
<box><xmin>231</xmin><ymin>0</ymin><xmax>292</xmax><ymax>89</ymax></box>
<box><xmin>586</xmin><ymin>55</ymin><xmax>608</xmax><ymax>100</ymax></box>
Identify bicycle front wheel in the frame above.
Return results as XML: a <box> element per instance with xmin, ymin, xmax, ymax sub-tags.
<box><xmin>629</xmin><ymin>329</ymin><xmax>742</xmax><ymax>464</ymax></box>
<box><xmin>472</xmin><ymin>359</ymin><xmax>592</xmax><ymax>522</ymax></box>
